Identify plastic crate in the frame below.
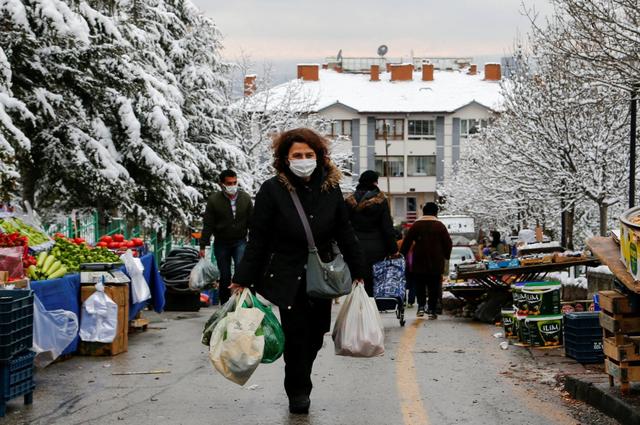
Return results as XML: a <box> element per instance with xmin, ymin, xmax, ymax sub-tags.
<box><xmin>0</xmin><ymin>291</ymin><xmax>33</xmax><ymax>362</ymax></box>
<box><xmin>564</xmin><ymin>331</ymin><xmax>604</xmax><ymax>364</ymax></box>
<box><xmin>563</xmin><ymin>312</ymin><xmax>601</xmax><ymax>337</ymax></box>
<box><xmin>0</xmin><ymin>351</ymin><xmax>35</xmax><ymax>416</ymax></box>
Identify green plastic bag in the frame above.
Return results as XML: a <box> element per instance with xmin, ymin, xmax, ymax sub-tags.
<box><xmin>247</xmin><ymin>293</ymin><xmax>285</xmax><ymax>364</ymax></box>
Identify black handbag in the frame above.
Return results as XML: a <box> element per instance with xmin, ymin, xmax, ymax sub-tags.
<box><xmin>289</xmin><ymin>190</ymin><xmax>352</xmax><ymax>298</ymax></box>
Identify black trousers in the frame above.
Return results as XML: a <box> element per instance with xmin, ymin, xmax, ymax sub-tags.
<box><xmin>413</xmin><ymin>273</ymin><xmax>442</xmax><ymax>313</ymax></box>
<box><xmin>279</xmin><ymin>286</ymin><xmax>331</xmax><ymax>398</ymax></box>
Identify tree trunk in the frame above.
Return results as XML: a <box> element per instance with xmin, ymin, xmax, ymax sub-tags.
<box><xmin>565</xmin><ymin>206</ymin><xmax>575</xmax><ymax>250</ymax></box>
<box><xmin>19</xmin><ymin>162</ymin><xmax>37</xmax><ymax>210</ymax></box>
<box><xmin>599</xmin><ymin>203</ymin><xmax>608</xmax><ymax>237</ymax></box>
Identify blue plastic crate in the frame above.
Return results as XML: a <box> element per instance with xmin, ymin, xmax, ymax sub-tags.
<box><xmin>0</xmin><ymin>351</ymin><xmax>35</xmax><ymax>416</ymax></box>
<box><xmin>564</xmin><ymin>330</ymin><xmax>603</xmax><ymax>364</ymax></box>
<box><xmin>563</xmin><ymin>312</ymin><xmax>601</xmax><ymax>337</ymax></box>
<box><xmin>0</xmin><ymin>291</ymin><xmax>33</xmax><ymax>362</ymax></box>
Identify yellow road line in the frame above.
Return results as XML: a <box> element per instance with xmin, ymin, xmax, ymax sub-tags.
<box><xmin>396</xmin><ymin>319</ymin><xmax>430</xmax><ymax>425</ymax></box>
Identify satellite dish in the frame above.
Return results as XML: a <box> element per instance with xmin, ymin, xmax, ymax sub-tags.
<box><xmin>336</xmin><ymin>49</ymin><xmax>343</xmax><ymax>63</ymax></box>
<box><xmin>377</xmin><ymin>45</ymin><xmax>389</xmax><ymax>57</ymax></box>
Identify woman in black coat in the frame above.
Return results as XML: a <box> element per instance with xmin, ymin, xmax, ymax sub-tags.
<box><xmin>345</xmin><ymin>170</ymin><xmax>398</xmax><ymax>296</ymax></box>
<box><xmin>232</xmin><ymin>128</ymin><xmax>365</xmax><ymax>414</ymax></box>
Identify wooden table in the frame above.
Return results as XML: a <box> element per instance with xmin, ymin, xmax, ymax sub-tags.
<box><xmin>586</xmin><ymin>236</ymin><xmax>640</xmax><ymax>294</ymax></box>
<box><xmin>455</xmin><ymin>258</ymin><xmax>600</xmax><ymax>290</ymax></box>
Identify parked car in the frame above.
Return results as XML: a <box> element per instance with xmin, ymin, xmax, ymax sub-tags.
<box><xmin>448</xmin><ymin>246</ymin><xmax>476</xmax><ymax>281</ymax></box>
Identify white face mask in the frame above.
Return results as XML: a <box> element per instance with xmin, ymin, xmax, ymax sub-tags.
<box><xmin>289</xmin><ymin>159</ymin><xmax>317</xmax><ymax>178</ymax></box>
<box><xmin>223</xmin><ymin>185</ymin><xmax>238</xmax><ymax>195</ymax></box>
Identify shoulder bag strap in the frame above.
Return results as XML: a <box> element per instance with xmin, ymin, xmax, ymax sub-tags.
<box><xmin>289</xmin><ymin>190</ymin><xmax>317</xmax><ymax>251</ymax></box>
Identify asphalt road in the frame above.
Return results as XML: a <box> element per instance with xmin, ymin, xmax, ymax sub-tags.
<box><xmin>2</xmin><ymin>304</ymin><xmax>620</xmax><ymax>425</ymax></box>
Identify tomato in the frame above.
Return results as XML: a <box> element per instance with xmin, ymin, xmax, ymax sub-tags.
<box><xmin>74</xmin><ymin>237</ymin><xmax>86</xmax><ymax>244</ymax></box>
<box><xmin>100</xmin><ymin>235</ymin><xmax>113</xmax><ymax>244</ymax></box>
<box><xmin>113</xmin><ymin>234</ymin><xmax>125</xmax><ymax>242</ymax></box>
<box><xmin>131</xmin><ymin>237</ymin><xmax>144</xmax><ymax>247</ymax></box>
<box><xmin>96</xmin><ymin>242</ymin><xmax>108</xmax><ymax>248</ymax></box>
<box><xmin>108</xmin><ymin>242</ymin><xmax>120</xmax><ymax>249</ymax></box>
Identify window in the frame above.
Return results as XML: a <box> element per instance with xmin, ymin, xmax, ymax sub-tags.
<box><xmin>375</xmin><ymin>156</ymin><xmax>404</xmax><ymax>177</ymax></box>
<box><xmin>328</xmin><ymin>120</ymin><xmax>352</xmax><ymax>137</ymax></box>
<box><xmin>407</xmin><ymin>156</ymin><xmax>436</xmax><ymax>176</ymax></box>
<box><xmin>408</xmin><ymin>120</ymin><xmax>435</xmax><ymax>139</ymax></box>
<box><xmin>375</xmin><ymin>119</ymin><xmax>404</xmax><ymax>140</ymax></box>
<box><xmin>460</xmin><ymin>118</ymin><xmax>489</xmax><ymax>136</ymax></box>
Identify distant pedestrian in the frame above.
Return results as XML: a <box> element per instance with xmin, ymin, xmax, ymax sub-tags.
<box><xmin>231</xmin><ymin>128</ymin><xmax>365</xmax><ymax>414</ymax></box>
<box><xmin>345</xmin><ymin>170</ymin><xmax>398</xmax><ymax>296</ymax></box>
<box><xmin>199</xmin><ymin>169</ymin><xmax>253</xmax><ymax>304</ymax></box>
<box><xmin>490</xmin><ymin>230</ymin><xmax>508</xmax><ymax>255</ymax></box>
<box><xmin>400</xmin><ymin>202</ymin><xmax>452</xmax><ymax>319</ymax></box>
<box><xmin>397</xmin><ymin>228</ymin><xmax>416</xmax><ymax>307</ymax></box>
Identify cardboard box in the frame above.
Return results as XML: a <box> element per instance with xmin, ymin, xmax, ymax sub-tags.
<box><xmin>0</xmin><ymin>271</ymin><xmax>8</xmax><ymax>283</ymax></box>
<box><xmin>78</xmin><ymin>284</ymin><xmax>129</xmax><ymax>356</ymax></box>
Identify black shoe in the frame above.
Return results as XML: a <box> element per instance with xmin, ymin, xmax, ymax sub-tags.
<box><xmin>428</xmin><ymin>313</ymin><xmax>437</xmax><ymax>320</ymax></box>
<box><xmin>289</xmin><ymin>395</ymin><xmax>310</xmax><ymax>414</ymax></box>
<box><xmin>417</xmin><ymin>307</ymin><xmax>425</xmax><ymax>317</ymax></box>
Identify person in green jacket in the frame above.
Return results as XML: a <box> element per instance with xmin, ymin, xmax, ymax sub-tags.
<box><xmin>199</xmin><ymin>170</ymin><xmax>253</xmax><ymax>303</ymax></box>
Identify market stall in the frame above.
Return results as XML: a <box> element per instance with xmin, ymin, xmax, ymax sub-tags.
<box><xmin>448</xmin><ymin>257</ymin><xmax>600</xmax><ymax>301</ymax></box>
<box><xmin>0</xmin><ymin>214</ymin><xmax>166</xmax><ymax>361</ymax></box>
<box><xmin>586</xmin><ymin>235</ymin><xmax>640</xmax><ymax>394</ymax></box>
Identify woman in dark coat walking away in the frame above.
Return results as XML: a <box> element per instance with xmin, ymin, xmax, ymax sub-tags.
<box><xmin>345</xmin><ymin>170</ymin><xmax>398</xmax><ymax>296</ymax></box>
<box><xmin>231</xmin><ymin>128</ymin><xmax>365</xmax><ymax>415</ymax></box>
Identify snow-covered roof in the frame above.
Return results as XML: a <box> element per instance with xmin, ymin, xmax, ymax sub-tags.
<box><xmin>243</xmin><ymin>69</ymin><xmax>504</xmax><ymax>114</ymax></box>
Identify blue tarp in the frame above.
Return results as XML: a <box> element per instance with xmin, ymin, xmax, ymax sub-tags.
<box><xmin>30</xmin><ymin>273</ymin><xmax>81</xmax><ymax>355</ymax></box>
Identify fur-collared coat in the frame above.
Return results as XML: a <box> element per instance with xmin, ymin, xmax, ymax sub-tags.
<box><xmin>345</xmin><ymin>188</ymin><xmax>398</xmax><ymax>291</ymax></box>
<box><xmin>233</xmin><ymin>163</ymin><xmax>366</xmax><ymax>309</ymax></box>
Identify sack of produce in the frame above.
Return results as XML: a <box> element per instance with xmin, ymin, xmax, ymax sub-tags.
<box><xmin>33</xmin><ymin>295</ymin><xmax>79</xmax><ymax>367</ymax></box>
<box><xmin>332</xmin><ymin>283</ymin><xmax>385</xmax><ymax>357</ymax></box>
<box><xmin>247</xmin><ymin>292</ymin><xmax>284</xmax><ymax>364</ymax></box>
<box><xmin>202</xmin><ymin>296</ymin><xmax>236</xmax><ymax>346</ymax></box>
<box><xmin>209</xmin><ymin>288</ymin><xmax>265</xmax><ymax>385</ymax></box>
<box><xmin>0</xmin><ymin>246</ymin><xmax>24</xmax><ymax>279</ymax></box>
<box><xmin>188</xmin><ymin>258</ymin><xmax>220</xmax><ymax>290</ymax></box>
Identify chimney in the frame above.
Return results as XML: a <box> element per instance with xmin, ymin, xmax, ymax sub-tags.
<box><xmin>484</xmin><ymin>63</ymin><xmax>501</xmax><ymax>81</ymax></box>
<box><xmin>468</xmin><ymin>64</ymin><xmax>477</xmax><ymax>75</ymax></box>
<box><xmin>370</xmin><ymin>64</ymin><xmax>380</xmax><ymax>81</ymax></box>
<box><xmin>322</xmin><ymin>63</ymin><xmax>328</xmax><ymax>70</ymax></box>
<box><xmin>390</xmin><ymin>64</ymin><xmax>413</xmax><ymax>82</ymax></box>
<box><xmin>385</xmin><ymin>63</ymin><xmax>392</xmax><ymax>73</ymax></box>
<box><xmin>297</xmin><ymin>64</ymin><xmax>319</xmax><ymax>81</ymax></box>
<box><xmin>422</xmin><ymin>64</ymin><xmax>434</xmax><ymax>81</ymax></box>
<box><xmin>243</xmin><ymin>74</ymin><xmax>256</xmax><ymax>96</ymax></box>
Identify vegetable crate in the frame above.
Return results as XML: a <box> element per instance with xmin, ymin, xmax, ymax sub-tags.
<box><xmin>599</xmin><ymin>290</ymin><xmax>640</xmax><ymax>394</ymax></box>
<box><xmin>0</xmin><ymin>290</ymin><xmax>34</xmax><ymax>362</ymax></box>
<box><xmin>0</xmin><ymin>351</ymin><xmax>35</xmax><ymax>416</ymax></box>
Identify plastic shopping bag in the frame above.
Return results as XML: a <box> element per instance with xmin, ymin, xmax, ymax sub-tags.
<box><xmin>79</xmin><ymin>282</ymin><xmax>118</xmax><ymax>343</ymax></box>
<box><xmin>209</xmin><ymin>288</ymin><xmax>265</xmax><ymax>385</ymax></box>
<box><xmin>189</xmin><ymin>258</ymin><xmax>220</xmax><ymax>290</ymax></box>
<box><xmin>0</xmin><ymin>246</ymin><xmax>24</xmax><ymax>279</ymax></box>
<box><xmin>247</xmin><ymin>292</ymin><xmax>285</xmax><ymax>364</ymax></box>
<box><xmin>332</xmin><ymin>283</ymin><xmax>385</xmax><ymax>357</ymax></box>
<box><xmin>32</xmin><ymin>295</ymin><xmax>79</xmax><ymax>368</ymax></box>
<box><xmin>201</xmin><ymin>296</ymin><xmax>236</xmax><ymax>346</ymax></box>
<box><xmin>121</xmin><ymin>250</ymin><xmax>151</xmax><ymax>304</ymax></box>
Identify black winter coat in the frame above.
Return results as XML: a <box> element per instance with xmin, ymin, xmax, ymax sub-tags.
<box><xmin>345</xmin><ymin>188</ymin><xmax>398</xmax><ymax>265</ymax></box>
<box><xmin>233</xmin><ymin>163</ymin><xmax>366</xmax><ymax>310</ymax></box>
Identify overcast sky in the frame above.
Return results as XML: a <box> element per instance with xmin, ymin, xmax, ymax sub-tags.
<box><xmin>193</xmin><ymin>0</ymin><xmax>553</xmax><ymax>59</ymax></box>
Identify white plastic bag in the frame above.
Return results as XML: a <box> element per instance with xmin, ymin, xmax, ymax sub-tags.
<box><xmin>121</xmin><ymin>250</ymin><xmax>151</xmax><ymax>304</ymax></box>
<box><xmin>332</xmin><ymin>283</ymin><xmax>385</xmax><ymax>357</ymax></box>
<box><xmin>32</xmin><ymin>295</ymin><xmax>79</xmax><ymax>368</ymax></box>
<box><xmin>79</xmin><ymin>282</ymin><xmax>118</xmax><ymax>343</ymax></box>
<box><xmin>209</xmin><ymin>288</ymin><xmax>265</xmax><ymax>385</ymax></box>
<box><xmin>189</xmin><ymin>258</ymin><xmax>219</xmax><ymax>290</ymax></box>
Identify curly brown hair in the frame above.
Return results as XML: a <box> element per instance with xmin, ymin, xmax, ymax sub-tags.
<box><xmin>272</xmin><ymin>128</ymin><xmax>330</xmax><ymax>173</ymax></box>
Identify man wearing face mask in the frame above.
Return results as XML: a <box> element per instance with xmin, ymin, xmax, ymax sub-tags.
<box><xmin>200</xmin><ymin>169</ymin><xmax>253</xmax><ymax>304</ymax></box>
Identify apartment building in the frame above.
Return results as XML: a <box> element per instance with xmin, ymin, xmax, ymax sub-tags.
<box><xmin>243</xmin><ymin>61</ymin><xmax>503</xmax><ymax>223</ymax></box>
